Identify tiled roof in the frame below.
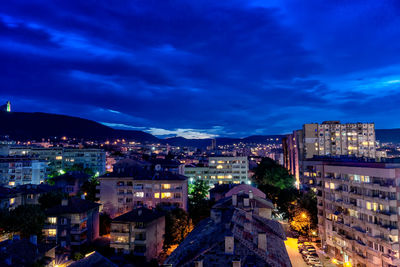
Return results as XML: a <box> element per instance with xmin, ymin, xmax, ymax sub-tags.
<box><xmin>45</xmin><ymin>198</ymin><xmax>100</xmax><ymax>215</ymax></box>
<box><xmin>112</xmin><ymin>207</ymin><xmax>164</xmax><ymax>223</ymax></box>
<box><xmin>68</xmin><ymin>251</ymin><xmax>116</xmax><ymax>267</ymax></box>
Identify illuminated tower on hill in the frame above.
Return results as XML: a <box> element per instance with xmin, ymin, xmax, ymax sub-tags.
<box><xmin>0</xmin><ymin>101</ymin><xmax>11</xmax><ymax>112</ymax></box>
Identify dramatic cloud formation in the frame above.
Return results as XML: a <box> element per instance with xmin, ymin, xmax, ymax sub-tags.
<box><xmin>1</xmin><ymin>0</ymin><xmax>400</xmax><ymax>138</ymax></box>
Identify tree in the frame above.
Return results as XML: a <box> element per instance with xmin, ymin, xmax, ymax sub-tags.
<box><xmin>81</xmin><ymin>177</ymin><xmax>99</xmax><ymax>202</ymax></box>
<box><xmin>0</xmin><ymin>205</ymin><xmax>46</xmax><ymax>238</ymax></box>
<box><xmin>253</xmin><ymin>157</ymin><xmax>297</xmax><ymax>218</ymax></box>
<box><xmin>163</xmin><ymin>208</ymin><xmax>193</xmax><ymax>250</ymax></box>
<box><xmin>39</xmin><ymin>191</ymin><xmax>68</xmax><ymax>209</ymax></box>
<box><xmin>290</xmin><ymin>209</ymin><xmax>312</xmax><ymax>236</ymax></box>
<box><xmin>189</xmin><ymin>180</ymin><xmax>209</xmax><ymax>205</ymax></box>
<box><xmin>253</xmin><ymin>157</ymin><xmax>295</xmax><ymax>190</ymax></box>
<box><xmin>188</xmin><ymin>180</ymin><xmax>211</xmax><ymax>224</ymax></box>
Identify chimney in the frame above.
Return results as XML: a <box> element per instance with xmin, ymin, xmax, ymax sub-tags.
<box><xmin>249</xmin><ymin>190</ymin><xmax>253</xmax><ymax>199</ymax></box>
<box><xmin>61</xmin><ymin>199</ymin><xmax>68</xmax><ymax>206</ymax></box>
<box><xmin>232</xmin><ymin>194</ymin><xmax>237</xmax><ymax>206</ymax></box>
<box><xmin>194</xmin><ymin>260</ymin><xmax>203</xmax><ymax>267</ymax></box>
<box><xmin>29</xmin><ymin>235</ymin><xmax>37</xmax><ymax>246</ymax></box>
<box><xmin>232</xmin><ymin>259</ymin><xmax>241</xmax><ymax>267</ymax></box>
<box><xmin>225</xmin><ymin>236</ymin><xmax>234</xmax><ymax>254</ymax></box>
<box><xmin>258</xmin><ymin>233</ymin><xmax>267</xmax><ymax>251</ymax></box>
<box><xmin>243</xmin><ymin>198</ymin><xmax>249</xmax><ymax>207</ymax></box>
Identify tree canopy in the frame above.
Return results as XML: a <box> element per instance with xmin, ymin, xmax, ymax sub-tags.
<box><xmin>0</xmin><ymin>205</ymin><xmax>46</xmax><ymax>238</ymax></box>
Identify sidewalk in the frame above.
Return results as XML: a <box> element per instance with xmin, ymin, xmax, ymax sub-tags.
<box><xmin>315</xmin><ymin>249</ymin><xmax>337</xmax><ymax>267</ymax></box>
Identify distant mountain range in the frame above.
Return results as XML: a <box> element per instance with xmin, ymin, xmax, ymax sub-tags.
<box><xmin>0</xmin><ymin>111</ymin><xmax>399</xmax><ymax>146</ymax></box>
<box><xmin>0</xmin><ymin>111</ymin><xmax>282</xmax><ymax>147</ymax></box>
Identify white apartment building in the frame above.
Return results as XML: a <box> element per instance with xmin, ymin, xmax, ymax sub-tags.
<box><xmin>0</xmin><ymin>157</ymin><xmax>47</xmax><ymax>186</ymax></box>
<box><xmin>315</xmin><ymin>159</ymin><xmax>400</xmax><ymax>267</ymax></box>
<box><xmin>9</xmin><ymin>147</ymin><xmax>106</xmax><ymax>175</ymax></box>
<box><xmin>184</xmin><ymin>156</ymin><xmax>249</xmax><ymax>186</ymax></box>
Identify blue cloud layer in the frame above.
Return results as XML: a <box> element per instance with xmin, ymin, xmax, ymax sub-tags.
<box><xmin>1</xmin><ymin>0</ymin><xmax>400</xmax><ymax>137</ymax></box>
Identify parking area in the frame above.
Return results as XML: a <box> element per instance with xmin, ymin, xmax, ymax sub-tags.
<box><xmin>285</xmin><ymin>237</ymin><xmax>329</xmax><ymax>267</ymax></box>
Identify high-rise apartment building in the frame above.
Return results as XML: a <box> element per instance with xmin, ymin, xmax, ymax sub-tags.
<box><xmin>303</xmin><ymin>121</ymin><xmax>376</xmax><ymax>158</ymax></box>
<box><xmin>283</xmin><ymin>121</ymin><xmax>377</xmax><ymax>189</ymax></box>
<box><xmin>314</xmin><ymin>159</ymin><xmax>400</xmax><ymax>267</ymax></box>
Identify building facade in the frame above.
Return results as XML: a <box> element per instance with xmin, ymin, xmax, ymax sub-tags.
<box><xmin>110</xmin><ymin>208</ymin><xmax>165</xmax><ymax>261</ymax></box>
<box><xmin>0</xmin><ymin>157</ymin><xmax>47</xmax><ymax>186</ymax></box>
<box><xmin>315</xmin><ymin>160</ymin><xmax>400</xmax><ymax>267</ymax></box>
<box><xmin>9</xmin><ymin>147</ymin><xmax>106</xmax><ymax>175</ymax></box>
<box><xmin>43</xmin><ymin>198</ymin><xmax>100</xmax><ymax>248</ymax></box>
<box><xmin>184</xmin><ymin>156</ymin><xmax>249</xmax><ymax>186</ymax></box>
<box><xmin>283</xmin><ymin>121</ymin><xmax>377</xmax><ymax>189</ymax></box>
<box><xmin>97</xmin><ymin>162</ymin><xmax>188</xmax><ymax>218</ymax></box>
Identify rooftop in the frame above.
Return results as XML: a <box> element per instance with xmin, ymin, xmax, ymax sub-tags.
<box><xmin>45</xmin><ymin>198</ymin><xmax>100</xmax><ymax>216</ymax></box>
<box><xmin>112</xmin><ymin>207</ymin><xmax>164</xmax><ymax>223</ymax></box>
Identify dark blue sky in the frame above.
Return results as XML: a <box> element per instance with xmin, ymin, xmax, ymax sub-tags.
<box><xmin>1</xmin><ymin>0</ymin><xmax>400</xmax><ymax>138</ymax></box>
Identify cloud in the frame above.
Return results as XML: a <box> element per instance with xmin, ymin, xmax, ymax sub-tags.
<box><xmin>1</xmin><ymin>0</ymin><xmax>400</xmax><ymax>136</ymax></box>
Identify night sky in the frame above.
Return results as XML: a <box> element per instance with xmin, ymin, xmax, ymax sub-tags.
<box><xmin>1</xmin><ymin>1</ymin><xmax>400</xmax><ymax>138</ymax></box>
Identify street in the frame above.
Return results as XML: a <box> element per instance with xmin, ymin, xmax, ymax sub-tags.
<box><xmin>284</xmin><ymin>237</ymin><xmax>309</xmax><ymax>267</ymax></box>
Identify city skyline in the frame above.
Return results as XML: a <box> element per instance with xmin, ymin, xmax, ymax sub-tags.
<box><xmin>2</xmin><ymin>1</ymin><xmax>400</xmax><ymax>138</ymax></box>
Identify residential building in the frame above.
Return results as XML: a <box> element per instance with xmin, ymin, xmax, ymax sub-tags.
<box><xmin>184</xmin><ymin>156</ymin><xmax>249</xmax><ymax>186</ymax></box>
<box><xmin>43</xmin><ymin>198</ymin><xmax>100</xmax><ymax>248</ymax></box>
<box><xmin>314</xmin><ymin>159</ymin><xmax>400</xmax><ymax>267</ymax></box>
<box><xmin>97</xmin><ymin>160</ymin><xmax>188</xmax><ymax>218</ymax></box>
<box><xmin>110</xmin><ymin>207</ymin><xmax>165</xmax><ymax>261</ymax></box>
<box><xmin>283</xmin><ymin>121</ymin><xmax>377</xmax><ymax>189</ymax></box>
<box><xmin>0</xmin><ymin>157</ymin><xmax>47</xmax><ymax>186</ymax></box>
<box><xmin>9</xmin><ymin>147</ymin><xmax>106</xmax><ymax>175</ymax></box>
<box><xmin>165</xmin><ymin>191</ymin><xmax>291</xmax><ymax>267</ymax></box>
<box><xmin>53</xmin><ymin>172</ymin><xmax>90</xmax><ymax>196</ymax></box>
<box><xmin>210</xmin><ymin>183</ymin><xmax>266</xmax><ymax>202</ymax></box>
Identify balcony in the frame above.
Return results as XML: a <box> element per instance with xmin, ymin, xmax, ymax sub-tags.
<box><xmin>71</xmin><ymin>227</ymin><xmax>87</xmax><ymax>234</ymax></box>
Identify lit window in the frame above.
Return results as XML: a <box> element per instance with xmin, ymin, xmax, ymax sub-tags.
<box><xmin>56</xmin><ymin>156</ymin><xmax>63</xmax><ymax>160</ymax></box>
<box><xmin>48</xmin><ymin>229</ymin><xmax>56</xmax><ymax>237</ymax></box>
<box><xmin>8</xmin><ymin>182</ymin><xmax>15</xmax><ymax>186</ymax></box>
<box><xmin>9</xmin><ymin>198</ymin><xmax>15</xmax><ymax>205</ymax></box>
<box><xmin>161</xmin><ymin>192</ymin><xmax>172</xmax><ymax>199</ymax></box>
<box><xmin>216</xmin><ymin>165</ymin><xmax>223</xmax><ymax>169</ymax></box>
<box><xmin>161</xmin><ymin>184</ymin><xmax>171</xmax><ymax>190</ymax></box>
<box><xmin>366</xmin><ymin>202</ymin><xmax>371</xmax><ymax>210</ymax></box>
<box><xmin>48</xmin><ymin>217</ymin><xmax>57</xmax><ymax>224</ymax></box>
<box><xmin>154</xmin><ymin>193</ymin><xmax>160</xmax><ymax>198</ymax></box>
<box><xmin>134</xmin><ymin>192</ymin><xmax>144</xmax><ymax>198</ymax></box>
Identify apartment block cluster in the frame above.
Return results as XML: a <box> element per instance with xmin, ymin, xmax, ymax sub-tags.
<box><xmin>0</xmin><ymin>145</ymin><xmax>106</xmax><ymax>186</ymax></box>
<box><xmin>183</xmin><ymin>156</ymin><xmax>250</xmax><ymax>186</ymax></box>
<box><xmin>283</xmin><ymin>121</ymin><xmax>400</xmax><ymax>267</ymax></box>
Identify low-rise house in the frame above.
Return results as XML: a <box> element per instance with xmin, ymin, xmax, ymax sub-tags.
<box><xmin>165</xmin><ymin>191</ymin><xmax>291</xmax><ymax>267</ymax></box>
<box><xmin>0</xmin><ymin>187</ymin><xmax>20</xmax><ymax>210</ymax></box>
<box><xmin>16</xmin><ymin>184</ymin><xmax>54</xmax><ymax>205</ymax></box>
<box><xmin>53</xmin><ymin>172</ymin><xmax>90</xmax><ymax>196</ymax></box>
<box><xmin>97</xmin><ymin>160</ymin><xmax>188</xmax><ymax>218</ymax></box>
<box><xmin>110</xmin><ymin>207</ymin><xmax>165</xmax><ymax>261</ymax></box>
<box><xmin>43</xmin><ymin>198</ymin><xmax>100</xmax><ymax>248</ymax></box>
